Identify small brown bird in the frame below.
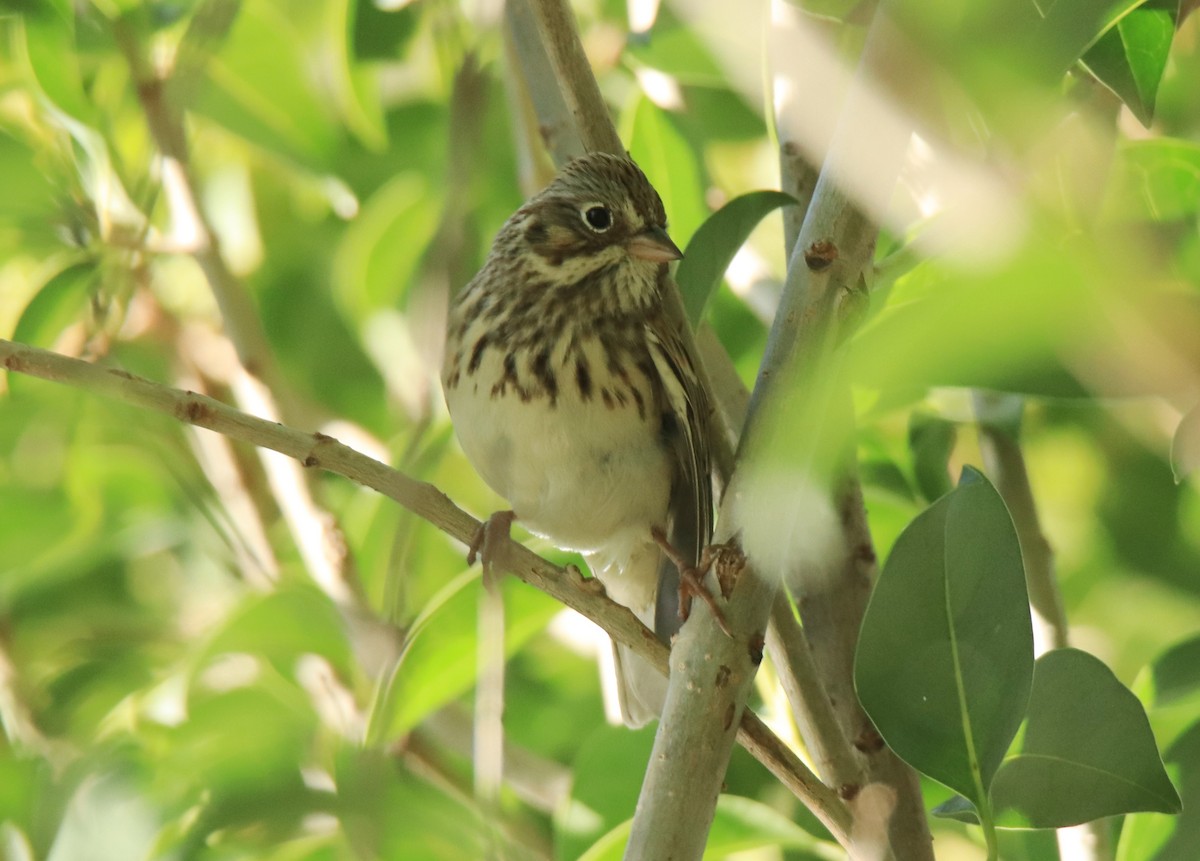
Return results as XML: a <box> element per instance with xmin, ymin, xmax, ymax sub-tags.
<box><xmin>442</xmin><ymin>152</ymin><xmax>714</xmax><ymax>726</ymax></box>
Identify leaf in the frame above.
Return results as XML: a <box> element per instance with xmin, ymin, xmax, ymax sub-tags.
<box><xmin>907</xmin><ymin>412</ymin><xmax>956</xmax><ymax>503</ymax></box>
<box><xmin>1032</xmin><ymin>0</ymin><xmax>1157</xmax><ymax>80</ymax></box>
<box><xmin>855</xmin><ymin>467</ymin><xmax>1033</xmax><ymax>809</ymax></box>
<box><xmin>199</xmin><ymin>584</ymin><xmax>354</xmax><ymax>677</ymax></box>
<box><xmin>1143</xmin><ymin>635</ymin><xmax>1200</xmax><ymax>708</ymax></box>
<box><xmin>1081</xmin><ymin>0</ymin><xmax>1177</xmax><ymax>127</ymax></box>
<box><xmin>21</xmin><ymin>2</ymin><xmax>95</xmax><ymax>124</ymax></box>
<box><xmin>1116</xmin><ymin>719</ymin><xmax>1200</xmax><ymax>861</ymax></box>
<box><xmin>372</xmin><ymin>572</ymin><xmax>560</xmax><ymax>739</ymax></box>
<box><xmin>988</xmin><ymin>648</ymin><xmax>1181</xmax><ymax>828</ymax></box>
<box><xmin>573</xmin><ymin>794</ymin><xmax>829</xmax><ymax>861</ymax></box>
<box><xmin>623</xmin><ymin>96</ymin><xmax>708</xmax><ymax>248</ymax></box>
<box><xmin>11</xmin><ymin>262</ymin><xmax>96</xmax><ymax>348</ymax></box>
<box><xmin>1170</xmin><ymin>403</ymin><xmax>1200</xmax><ymax>483</ymax></box>
<box><xmin>675</xmin><ymin>190</ymin><xmax>797</xmax><ymax>327</ymax></box>
<box><xmin>1104</xmin><ymin>140</ymin><xmax>1200</xmax><ymax>222</ymax></box>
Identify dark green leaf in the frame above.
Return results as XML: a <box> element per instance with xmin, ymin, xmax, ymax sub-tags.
<box><xmin>675</xmin><ymin>190</ymin><xmax>797</xmax><ymax>327</ymax></box>
<box><xmin>1031</xmin><ymin>0</ymin><xmax>1151</xmax><ymax>80</ymax></box>
<box><xmin>907</xmin><ymin>412</ymin><xmax>957</xmax><ymax>502</ymax></box>
<box><xmin>1081</xmin><ymin>0</ymin><xmax>1177</xmax><ymax>127</ymax></box>
<box><xmin>856</xmin><ymin>467</ymin><xmax>1033</xmax><ymax>807</ymax></box>
<box><xmin>989</xmin><ymin>648</ymin><xmax>1181</xmax><ymax>828</ymax></box>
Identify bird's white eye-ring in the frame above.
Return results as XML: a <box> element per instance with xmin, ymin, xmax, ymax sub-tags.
<box><xmin>581</xmin><ymin>204</ymin><xmax>613</xmax><ymax>233</ymax></box>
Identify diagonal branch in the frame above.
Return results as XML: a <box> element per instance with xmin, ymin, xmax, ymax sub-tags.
<box><xmin>0</xmin><ymin>337</ymin><xmax>852</xmax><ymax>848</ymax></box>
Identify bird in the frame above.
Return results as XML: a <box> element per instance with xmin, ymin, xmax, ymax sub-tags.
<box><xmin>441</xmin><ymin>151</ymin><xmax>720</xmax><ymax>727</ymax></box>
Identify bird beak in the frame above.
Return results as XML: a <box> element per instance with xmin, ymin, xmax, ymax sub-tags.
<box><xmin>628</xmin><ymin>226</ymin><xmax>683</xmax><ymax>263</ymax></box>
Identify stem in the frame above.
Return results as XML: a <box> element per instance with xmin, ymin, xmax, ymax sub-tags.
<box><xmin>0</xmin><ymin>336</ymin><xmax>848</xmax><ymax>845</ymax></box>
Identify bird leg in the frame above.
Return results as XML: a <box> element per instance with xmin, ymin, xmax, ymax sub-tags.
<box><xmin>651</xmin><ymin>527</ymin><xmax>732</xmax><ymax>637</ymax></box>
<box><xmin>467</xmin><ymin>510</ymin><xmax>517</xmax><ymax>575</ymax></box>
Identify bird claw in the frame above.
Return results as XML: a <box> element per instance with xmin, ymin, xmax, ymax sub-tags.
<box><xmin>467</xmin><ymin>510</ymin><xmax>517</xmax><ymax>575</ymax></box>
<box><xmin>651</xmin><ymin>528</ymin><xmax>732</xmax><ymax>638</ymax></box>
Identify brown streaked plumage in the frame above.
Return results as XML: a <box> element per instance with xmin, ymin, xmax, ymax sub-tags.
<box><xmin>442</xmin><ymin>152</ymin><xmax>713</xmax><ymax>727</ymax></box>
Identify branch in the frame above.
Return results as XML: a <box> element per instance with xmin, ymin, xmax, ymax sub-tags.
<box><xmin>0</xmin><ymin>337</ymin><xmax>850</xmax><ymax>848</ymax></box>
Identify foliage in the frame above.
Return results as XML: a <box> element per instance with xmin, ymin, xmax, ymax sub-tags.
<box><xmin>0</xmin><ymin>0</ymin><xmax>1198</xmax><ymax>859</ymax></box>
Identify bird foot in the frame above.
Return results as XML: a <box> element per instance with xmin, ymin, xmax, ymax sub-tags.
<box><xmin>651</xmin><ymin>527</ymin><xmax>732</xmax><ymax>638</ymax></box>
<box><xmin>467</xmin><ymin>510</ymin><xmax>517</xmax><ymax>575</ymax></box>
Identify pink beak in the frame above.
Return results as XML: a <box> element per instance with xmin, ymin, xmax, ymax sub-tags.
<box><xmin>628</xmin><ymin>226</ymin><xmax>683</xmax><ymax>263</ymax></box>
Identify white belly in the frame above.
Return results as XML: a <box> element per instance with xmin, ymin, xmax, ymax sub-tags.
<box><xmin>444</xmin><ymin>352</ymin><xmax>670</xmax><ymax>557</ymax></box>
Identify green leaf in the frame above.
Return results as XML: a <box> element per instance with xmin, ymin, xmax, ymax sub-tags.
<box><xmin>1170</xmin><ymin>403</ymin><xmax>1200</xmax><ymax>484</ymax></box>
<box><xmin>372</xmin><ymin>572</ymin><xmax>560</xmax><ymax>739</ymax></box>
<box><xmin>555</xmin><ymin>725</ymin><xmax>656</xmax><ymax>861</ymax></box>
<box><xmin>21</xmin><ymin>3</ymin><xmax>95</xmax><ymax>124</ymax></box>
<box><xmin>11</xmin><ymin>262</ymin><xmax>96</xmax><ymax>348</ymax></box>
<box><xmin>1032</xmin><ymin>0</ymin><xmax>1156</xmax><ymax>80</ymax></box>
<box><xmin>623</xmin><ymin>96</ymin><xmax>708</xmax><ymax>248</ymax></box>
<box><xmin>1143</xmin><ymin>635</ymin><xmax>1200</xmax><ymax>708</ymax></box>
<box><xmin>1104</xmin><ymin>140</ymin><xmax>1200</xmax><ymax>222</ymax></box>
<box><xmin>1081</xmin><ymin>0</ymin><xmax>1177</xmax><ymax>127</ymax></box>
<box><xmin>989</xmin><ymin>648</ymin><xmax>1181</xmax><ymax>828</ymax></box>
<box><xmin>1116</xmin><ymin>719</ymin><xmax>1200</xmax><ymax>861</ymax></box>
<box><xmin>855</xmin><ymin>467</ymin><xmax>1033</xmax><ymax>808</ymax></box>
<box><xmin>675</xmin><ymin>190</ymin><xmax>796</xmax><ymax>327</ymax></box>
<box><xmin>907</xmin><ymin>412</ymin><xmax>956</xmax><ymax>502</ymax></box>
<box><xmin>573</xmin><ymin>793</ymin><xmax>830</xmax><ymax>861</ymax></box>
<box><xmin>199</xmin><ymin>584</ymin><xmax>354</xmax><ymax>678</ymax></box>
<box><xmin>332</xmin><ymin>172</ymin><xmax>440</xmax><ymax>317</ymax></box>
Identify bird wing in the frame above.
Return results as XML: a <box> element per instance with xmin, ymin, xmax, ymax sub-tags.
<box><xmin>645</xmin><ymin>308</ymin><xmax>713</xmax><ymax>635</ymax></box>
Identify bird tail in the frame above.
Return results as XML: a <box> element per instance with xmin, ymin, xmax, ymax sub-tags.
<box><xmin>586</xmin><ymin>542</ymin><xmax>667</xmax><ymax>728</ymax></box>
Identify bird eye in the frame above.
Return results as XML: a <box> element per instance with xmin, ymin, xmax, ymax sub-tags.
<box><xmin>582</xmin><ymin>205</ymin><xmax>613</xmax><ymax>233</ymax></box>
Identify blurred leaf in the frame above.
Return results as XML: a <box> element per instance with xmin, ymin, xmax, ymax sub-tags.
<box><xmin>200</xmin><ymin>584</ymin><xmax>354</xmax><ymax>677</ymax></box>
<box><xmin>988</xmin><ymin>648</ymin><xmax>1181</xmax><ymax>828</ymax></box>
<box><xmin>1033</xmin><ymin>0</ymin><xmax>1155</xmax><ymax>80</ymax></box>
<box><xmin>1142</xmin><ymin>635</ymin><xmax>1200</xmax><ymax>708</ymax></box>
<box><xmin>627</xmin><ymin>22</ymin><xmax>727</xmax><ymax>86</ymax></box>
<box><xmin>623</xmin><ymin>96</ymin><xmax>708</xmax><ymax>246</ymax></box>
<box><xmin>675</xmin><ymin>190</ymin><xmax>795</xmax><ymax>327</ymax></box>
<box><xmin>12</xmin><ymin>261</ymin><xmax>95</xmax><ymax>348</ymax></box>
<box><xmin>1104</xmin><ymin>140</ymin><xmax>1200</xmax><ymax>222</ymax></box>
<box><xmin>338</xmin><ymin>746</ymin><xmax>488</xmax><ymax>860</ymax></box>
<box><xmin>555</xmin><ymin>724</ymin><xmax>656</xmax><ymax>861</ymax></box>
<box><xmin>1081</xmin><ymin>0</ymin><xmax>1177</xmax><ymax>127</ymax></box>
<box><xmin>856</xmin><ymin>467</ymin><xmax>1033</xmax><ymax>808</ymax></box>
<box><xmin>907</xmin><ymin>412</ymin><xmax>956</xmax><ymax>502</ymax></box>
<box><xmin>195</xmin><ymin>0</ymin><xmax>340</xmax><ymax>166</ymax></box>
<box><xmin>1117</xmin><ymin>719</ymin><xmax>1200</xmax><ymax>861</ymax></box>
<box><xmin>20</xmin><ymin>3</ymin><xmax>95</xmax><ymax>124</ymax></box>
<box><xmin>352</xmin><ymin>0</ymin><xmax>418</xmax><ymax>60</ymax></box>
<box><xmin>574</xmin><ymin>793</ymin><xmax>829</xmax><ymax>861</ymax></box>
<box><xmin>332</xmin><ymin>172</ymin><xmax>440</xmax><ymax>317</ymax></box>
<box><xmin>1171</xmin><ymin>402</ymin><xmax>1200</xmax><ymax>483</ymax></box>
<box><xmin>373</xmin><ymin>572</ymin><xmax>560</xmax><ymax>739</ymax></box>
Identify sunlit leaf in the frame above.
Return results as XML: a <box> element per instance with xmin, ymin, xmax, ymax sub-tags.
<box><xmin>856</xmin><ymin>467</ymin><xmax>1033</xmax><ymax>808</ymax></box>
<box><xmin>1081</xmin><ymin>0</ymin><xmax>1177</xmax><ymax>126</ymax></box>
<box><xmin>12</xmin><ymin>261</ymin><xmax>95</xmax><ymax>348</ymax></box>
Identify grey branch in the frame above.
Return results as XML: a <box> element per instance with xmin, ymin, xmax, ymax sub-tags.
<box><xmin>0</xmin><ymin>337</ymin><xmax>850</xmax><ymax>847</ymax></box>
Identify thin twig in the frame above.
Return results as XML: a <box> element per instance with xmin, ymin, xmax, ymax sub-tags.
<box><xmin>0</xmin><ymin>336</ymin><xmax>846</xmax><ymax>844</ymax></box>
